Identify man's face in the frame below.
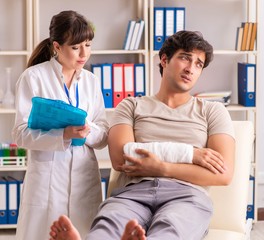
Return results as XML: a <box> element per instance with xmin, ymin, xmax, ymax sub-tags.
<box><xmin>161</xmin><ymin>49</ymin><xmax>206</xmax><ymax>93</ymax></box>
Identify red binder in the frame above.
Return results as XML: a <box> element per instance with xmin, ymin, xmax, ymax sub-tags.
<box><xmin>123</xmin><ymin>63</ymin><xmax>134</xmax><ymax>98</ymax></box>
<box><xmin>112</xmin><ymin>63</ymin><xmax>124</xmax><ymax>107</ymax></box>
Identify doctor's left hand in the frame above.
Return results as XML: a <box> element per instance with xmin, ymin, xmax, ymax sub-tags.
<box><xmin>63</xmin><ymin>123</ymin><xmax>91</xmax><ymax>140</ymax></box>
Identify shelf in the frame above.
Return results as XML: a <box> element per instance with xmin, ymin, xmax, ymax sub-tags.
<box><xmin>0</xmin><ymin>162</ymin><xmax>110</xmax><ymax>171</ymax></box>
<box><xmin>92</xmin><ymin>49</ymin><xmax>148</xmax><ymax>55</ymax></box>
<box><xmin>0</xmin><ymin>224</ymin><xmax>16</xmax><ymax>229</ymax></box>
<box><xmin>226</xmin><ymin>105</ymin><xmax>256</xmax><ymax>112</ymax></box>
<box><xmin>214</xmin><ymin>50</ymin><xmax>257</xmax><ymax>55</ymax></box>
<box><xmin>0</xmin><ymin>166</ymin><xmax>27</xmax><ymax>171</ymax></box>
<box><xmin>0</xmin><ymin>108</ymin><xmax>16</xmax><ymax>114</ymax></box>
<box><xmin>150</xmin><ymin>50</ymin><xmax>257</xmax><ymax>56</ymax></box>
<box><xmin>0</xmin><ymin>51</ymin><xmax>31</xmax><ymax>56</ymax></box>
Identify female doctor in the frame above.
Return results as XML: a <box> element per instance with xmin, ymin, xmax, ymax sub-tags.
<box><xmin>12</xmin><ymin>11</ymin><xmax>108</xmax><ymax>240</ymax></box>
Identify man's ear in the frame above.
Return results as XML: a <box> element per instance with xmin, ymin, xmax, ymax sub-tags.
<box><xmin>160</xmin><ymin>54</ymin><xmax>167</xmax><ymax>67</ymax></box>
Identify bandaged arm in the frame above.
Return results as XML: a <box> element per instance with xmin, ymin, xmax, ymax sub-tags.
<box><xmin>124</xmin><ymin>142</ymin><xmax>193</xmax><ymax>165</ymax></box>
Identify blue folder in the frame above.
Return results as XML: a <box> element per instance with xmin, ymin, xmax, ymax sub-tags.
<box><xmin>154</xmin><ymin>7</ymin><xmax>165</xmax><ymax>50</ymax></box>
<box><xmin>134</xmin><ymin>63</ymin><xmax>145</xmax><ymax>97</ymax></box>
<box><xmin>28</xmin><ymin>97</ymin><xmax>87</xmax><ymax>146</ymax></box>
<box><xmin>237</xmin><ymin>62</ymin><xmax>256</xmax><ymax>107</ymax></box>
<box><xmin>5</xmin><ymin>177</ymin><xmax>18</xmax><ymax>224</ymax></box>
<box><xmin>0</xmin><ymin>177</ymin><xmax>8</xmax><ymax>224</ymax></box>
<box><xmin>101</xmin><ymin>63</ymin><xmax>113</xmax><ymax>108</ymax></box>
<box><xmin>246</xmin><ymin>175</ymin><xmax>255</xmax><ymax>219</ymax></box>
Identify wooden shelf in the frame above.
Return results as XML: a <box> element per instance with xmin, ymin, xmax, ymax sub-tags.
<box><xmin>0</xmin><ymin>108</ymin><xmax>16</xmax><ymax>114</ymax></box>
<box><xmin>226</xmin><ymin>105</ymin><xmax>256</xmax><ymax>112</ymax></box>
<box><xmin>0</xmin><ymin>51</ymin><xmax>31</xmax><ymax>56</ymax></box>
<box><xmin>0</xmin><ymin>224</ymin><xmax>17</xmax><ymax>229</ymax></box>
<box><xmin>92</xmin><ymin>49</ymin><xmax>148</xmax><ymax>55</ymax></box>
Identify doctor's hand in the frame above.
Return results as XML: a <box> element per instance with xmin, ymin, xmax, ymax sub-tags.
<box><xmin>118</xmin><ymin>148</ymin><xmax>164</xmax><ymax>177</ymax></box>
<box><xmin>193</xmin><ymin>148</ymin><xmax>225</xmax><ymax>174</ymax></box>
<box><xmin>63</xmin><ymin>123</ymin><xmax>91</xmax><ymax>140</ymax></box>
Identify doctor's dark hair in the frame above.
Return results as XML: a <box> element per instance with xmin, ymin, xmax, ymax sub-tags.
<box><xmin>158</xmin><ymin>30</ymin><xmax>214</xmax><ymax>76</ymax></box>
<box><xmin>27</xmin><ymin>10</ymin><xmax>94</xmax><ymax>68</ymax></box>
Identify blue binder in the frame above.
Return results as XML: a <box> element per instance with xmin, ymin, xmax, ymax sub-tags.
<box><xmin>154</xmin><ymin>7</ymin><xmax>165</xmax><ymax>50</ymax></box>
<box><xmin>5</xmin><ymin>176</ymin><xmax>18</xmax><ymax>224</ymax></box>
<box><xmin>246</xmin><ymin>175</ymin><xmax>255</xmax><ymax>219</ymax></box>
<box><xmin>165</xmin><ymin>7</ymin><xmax>176</xmax><ymax>39</ymax></box>
<box><xmin>17</xmin><ymin>179</ymin><xmax>23</xmax><ymax>216</ymax></box>
<box><xmin>237</xmin><ymin>62</ymin><xmax>256</xmax><ymax>107</ymax></box>
<box><xmin>123</xmin><ymin>20</ymin><xmax>136</xmax><ymax>50</ymax></box>
<box><xmin>175</xmin><ymin>7</ymin><xmax>186</xmax><ymax>32</ymax></box>
<box><xmin>91</xmin><ymin>64</ymin><xmax>103</xmax><ymax>94</ymax></box>
<box><xmin>101</xmin><ymin>63</ymin><xmax>113</xmax><ymax>108</ymax></box>
<box><xmin>91</xmin><ymin>64</ymin><xmax>102</xmax><ymax>90</ymax></box>
<box><xmin>28</xmin><ymin>97</ymin><xmax>88</xmax><ymax>146</ymax></box>
<box><xmin>134</xmin><ymin>63</ymin><xmax>145</xmax><ymax>97</ymax></box>
<box><xmin>0</xmin><ymin>177</ymin><xmax>8</xmax><ymax>224</ymax></box>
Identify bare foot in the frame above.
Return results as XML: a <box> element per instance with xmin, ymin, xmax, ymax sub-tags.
<box><xmin>121</xmin><ymin>219</ymin><xmax>146</xmax><ymax>240</ymax></box>
<box><xmin>49</xmin><ymin>215</ymin><xmax>81</xmax><ymax>240</ymax></box>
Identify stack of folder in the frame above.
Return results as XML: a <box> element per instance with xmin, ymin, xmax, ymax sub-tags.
<box><xmin>91</xmin><ymin>63</ymin><xmax>145</xmax><ymax>108</ymax></box>
<box><xmin>123</xmin><ymin>19</ymin><xmax>145</xmax><ymax>50</ymax></box>
<box><xmin>235</xmin><ymin>22</ymin><xmax>257</xmax><ymax>51</ymax></box>
<box><xmin>195</xmin><ymin>91</ymin><xmax>232</xmax><ymax>106</ymax></box>
<box><xmin>154</xmin><ymin>7</ymin><xmax>185</xmax><ymax>50</ymax></box>
<box><xmin>0</xmin><ymin>176</ymin><xmax>23</xmax><ymax>225</ymax></box>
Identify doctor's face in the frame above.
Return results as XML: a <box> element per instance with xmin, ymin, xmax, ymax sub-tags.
<box><xmin>54</xmin><ymin>39</ymin><xmax>92</xmax><ymax>71</ymax></box>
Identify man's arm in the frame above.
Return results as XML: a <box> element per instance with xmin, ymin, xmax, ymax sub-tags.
<box><xmin>122</xmin><ymin>133</ymin><xmax>235</xmax><ymax>186</ymax></box>
<box><xmin>124</xmin><ymin>142</ymin><xmax>226</xmax><ymax>174</ymax></box>
<box><xmin>108</xmin><ymin>123</ymin><xmax>235</xmax><ymax>186</ymax></box>
<box><xmin>108</xmin><ymin>124</ymin><xmax>135</xmax><ymax>170</ymax></box>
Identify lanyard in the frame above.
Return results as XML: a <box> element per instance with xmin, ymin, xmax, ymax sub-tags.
<box><xmin>63</xmin><ymin>82</ymin><xmax>79</xmax><ymax>108</ymax></box>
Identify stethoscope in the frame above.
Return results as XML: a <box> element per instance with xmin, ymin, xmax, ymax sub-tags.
<box><xmin>63</xmin><ymin>82</ymin><xmax>79</xmax><ymax>108</ymax></box>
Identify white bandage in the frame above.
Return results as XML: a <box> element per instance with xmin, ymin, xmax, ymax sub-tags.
<box><xmin>123</xmin><ymin>142</ymin><xmax>193</xmax><ymax>165</ymax></box>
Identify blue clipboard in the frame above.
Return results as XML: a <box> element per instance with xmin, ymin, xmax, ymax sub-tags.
<box><xmin>28</xmin><ymin>97</ymin><xmax>87</xmax><ymax>146</ymax></box>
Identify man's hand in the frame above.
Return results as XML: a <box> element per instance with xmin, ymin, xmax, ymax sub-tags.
<box><xmin>193</xmin><ymin>148</ymin><xmax>226</xmax><ymax>174</ymax></box>
<box><xmin>117</xmin><ymin>148</ymin><xmax>164</xmax><ymax>177</ymax></box>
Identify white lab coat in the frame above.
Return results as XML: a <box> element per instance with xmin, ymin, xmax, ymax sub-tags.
<box><xmin>12</xmin><ymin>58</ymin><xmax>108</xmax><ymax>240</ymax></box>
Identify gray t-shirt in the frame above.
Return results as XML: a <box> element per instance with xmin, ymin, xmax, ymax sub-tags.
<box><xmin>109</xmin><ymin>95</ymin><xmax>235</xmax><ymax>193</ymax></box>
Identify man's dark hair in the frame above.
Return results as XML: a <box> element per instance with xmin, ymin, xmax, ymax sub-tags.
<box><xmin>158</xmin><ymin>30</ymin><xmax>214</xmax><ymax>76</ymax></box>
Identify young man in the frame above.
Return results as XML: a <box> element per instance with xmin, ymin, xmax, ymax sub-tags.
<box><xmin>50</xmin><ymin>30</ymin><xmax>235</xmax><ymax>240</ymax></box>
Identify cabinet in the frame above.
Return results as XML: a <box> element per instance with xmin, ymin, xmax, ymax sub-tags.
<box><xmin>149</xmin><ymin>0</ymin><xmax>262</xmax><ymax>221</ymax></box>
<box><xmin>0</xmin><ymin>0</ymin><xmax>32</xmax><ymax>229</ymax></box>
<box><xmin>0</xmin><ymin>0</ymin><xmax>32</xmax><ymax>166</ymax></box>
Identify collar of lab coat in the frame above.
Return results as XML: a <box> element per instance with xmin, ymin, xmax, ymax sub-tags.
<box><xmin>50</xmin><ymin>57</ymin><xmax>82</xmax><ymax>85</ymax></box>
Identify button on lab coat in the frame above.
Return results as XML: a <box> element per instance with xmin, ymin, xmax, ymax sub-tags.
<box><xmin>12</xmin><ymin>58</ymin><xmax>108</xmax><ymax>240</ymax></box>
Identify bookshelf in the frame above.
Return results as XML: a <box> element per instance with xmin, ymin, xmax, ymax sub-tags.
<box><xmin>0</xmin><ymin>0</ymin><xmax>33</xmax><ymax>229</ymax></box>
<box><xmin>149</xmin><ymin>0</ymin><xmax>263</xmax><ymax>222</ymax></box>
